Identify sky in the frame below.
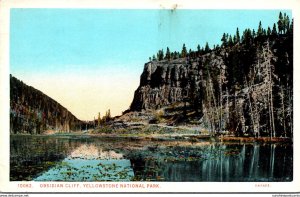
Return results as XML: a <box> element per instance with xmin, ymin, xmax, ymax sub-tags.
<box><xmin>10</xmin><ymin>9</ymin><xmax>292</xmax><ymax>120</ymax></box>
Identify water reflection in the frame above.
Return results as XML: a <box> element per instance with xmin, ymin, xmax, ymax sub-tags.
<box><xmin>34</xmin><ymin>145</ymin><xmax>133</xmax><ymax>181</ymax></box>
<box><xmin>133</xmin><ymin>143</ymin><xmax>292</xmax><ymax>182</ymax></box>
<box><xmin>10</xmin><ymin>135</ymin><xmax>293</xmax><ymax>182</ymax></box>
<box><xmin>10</xmin><ymin>135</ymin><xmax>83</xmax><ymax>181</ymax></box>
<box><xmin>68</xmin><ymin>144</ymin><xmax>124</xmax><ymax>160</ymax></box>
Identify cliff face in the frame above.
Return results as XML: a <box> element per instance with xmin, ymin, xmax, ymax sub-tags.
<box><xmin>10</xmin><ymin>75</ymin><xmax>82</xmax><ymax>134</ymax></box>
<box><xmin>131</xmin><ymin>59</ymin><xmax>189</xmax><ymax>110</ymax></box>
<box><xmin>130</xmin><ymin>54</ymin><xmax>225</xmax><ymax>110</ymax></box>
<box><xmin>130</xmin><ymin>35</ymin><xmax>293</xmax><ymax>137</ymax></box>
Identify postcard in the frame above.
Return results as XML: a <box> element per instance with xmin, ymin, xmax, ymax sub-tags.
<box><xmin>0</xmin><ymin>0</ymin><xmax>299</xmax><ymax>194</ymax></box>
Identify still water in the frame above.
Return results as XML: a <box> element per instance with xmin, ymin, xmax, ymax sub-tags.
<box><xmin>10</xmin><ymin>135</ymin><xmax>293</xmax><ymax>182</ymax></box>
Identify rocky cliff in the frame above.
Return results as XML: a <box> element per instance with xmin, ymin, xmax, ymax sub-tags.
<box><xmin>130</xmin><ymin>35</ymin><xmax>293</xmax><ymax>137</ymax></box>
<box><xmin>10</xmin><ymin>75</ymin><xmax>82</xmax><ymax>134</ymax></box>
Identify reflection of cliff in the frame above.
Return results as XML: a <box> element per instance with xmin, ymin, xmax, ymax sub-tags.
<box><xmin>10</xmin><ymin>75</ymin><xmax>82</xmax><ymax>134</ymax></box>
<box><xmin>140</xmin><ymin>144</ymin><xmax>292</xmax><ymax>181</ymax></box>
<box><xmin>130</xmin><ymin>35</ymin><xmax>293</xmax><ymax>137</ymax></box>
<box><xmin>69</xmin><ymin>144</ymin><xmax>124</xmax><ymax>159</ymax></box>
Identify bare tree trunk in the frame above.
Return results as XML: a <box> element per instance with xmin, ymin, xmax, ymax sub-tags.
<box><xmin>268</xmin><ymin>42</ymin><xmax>276</xmax><ymax>137</ymax></box>
<box><xmin>267</xmin><ymin>89</ymin><xmax>273</xmax><ymax>138</ymax></box>
<box><xmin>280</xmin><ymin>84</ymin><xmax>286</xmax><ymax>137</ymax></box>
<box><xmin>288</xmin><ymin>86</ymin><xmax>293</xmax><ymax>137</ymax></box>
<box><xmin>269</xmin><ymin>69</ymin><xmax>275</xmax><ymax>137</ymax></box>
<box><xmin>226</xmin><ymin>87</ymin><xmax>229</xmax><ymax>131</ymax></box>
<box><xmin>205</xmin><ymin>80</ymin><xmax>214</xmax><ymax>136</ymax></box>
<box><xmin>235</xmin><ymin>91</ymin><xmax>245</xmax><ymax>136</ymax></box>
<box><xmin>245</xmin><ymin>77</ymin><xmax>259</xmax><ymax>137</ymax></box>
<box><xmin>219</xmin><ymin>74</ymin><xmax>223</xmax><ymax>132</ymax></box>
<box><xmin>263</xmin><ymin>41</ymin><xmax>275</xmax><ymax>138</ymax></box>
<box><xmin>208</xmin><ymin>73</ymin><xmax>219</xmax><ymax>133</ymax></box>
<box><xmin>248</xmin><ymin>59</ymin><xmax>260</xmax><ymax>137</ymax></box>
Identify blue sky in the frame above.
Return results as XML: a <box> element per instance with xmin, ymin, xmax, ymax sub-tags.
<box><xmin>10</xmin><ymin>9</ymin><xmax>292</xmax><ymax>120</ymax></box>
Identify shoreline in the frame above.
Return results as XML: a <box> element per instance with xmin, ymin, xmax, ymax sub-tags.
<box><xmin>10</xmin><ymin>132</ymin><xmax>293</xmax><ymax>144</ymax></box>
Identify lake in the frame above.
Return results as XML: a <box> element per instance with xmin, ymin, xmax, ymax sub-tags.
<box><xmin>10</xmin><ymin>135</ymin><xmax>293</xmax><ymax>182</ymax></box>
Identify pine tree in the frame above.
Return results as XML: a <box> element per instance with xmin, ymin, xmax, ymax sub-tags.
<box><xmin>197</xmin><ymin>44</ymin><xmax>200</xmax><ymax>51</ymax></box>
<box><xmin>197</xmin><ymin>44</ymin><xmax>201</xmax><ymax>55</ymax></box>
<box><xmin>174</xmin><ymin>51</ymin><xmax>179</xmax><ymax>59</ymax></box>
<box><xmin>228</xmin><ymin>35</ymin><xmax>233</xmax><ymax>46</ymax></box>
<box><xmin>165</xmin><ymin>47</ymin><xmax>171</xmax><ymax>60</ymax></box>
<box><xmin>157</xmin><ymin>49</ymin><xmax>164</xmax><ymax>61</ymax></box>
<box><xmin>252</xmin><ymin>29</ymin><xmax>256</xmax><ymax>38</ymax></box>
<box><xmin>221</xmin><ymin>33</ymin><xmax>228</xmax><ymax>47</ymax></box>
<box><xmin>277</xmin><ymin>12</ymin><xmax>283</xmax><ymax>34</ymax></box>
<box><xmin>181</xmin><ymin>44</ymin><xmax>187</xmax><ymax>58</ymax></box>
<box><xmin>152</xmin><ymin>55</ymin><xmax>156</xmax><ymax>61</ymax></box>
<box><xmin>283</xmin><ymin>14</ymin><xmax>290</xmax><ymax>34</ymax></box>
<box><xmin>170</xmin><ymin>52</ymin><xmax>174</xmax><ymax>60</ymax></box>
<box><xmin>233</xmin><ymin>35</ymin><xmax>237</xmax><ymax>44</ymax></box>
<box><xmin>97</xmin><ymin>112</ymin><xmax>101</xmax><ymax>126</ymax></box>
<box><xmin>263</xmin><ymin>29</ymin><xmax>267</xmax><ymax>36</ymax></box>
<box><xmin>286</xmin><ymin>15</ymin><xmax>291</xmax><ymax>33</ymax></box>
<box><xmin>189</xmin><ymin>48</ymin><xmax>192</xmax><ymax>56</ymax></box>
<box><xmin>204</xmin><ymin>42</ymin><xmax>210</xmax><ymax>53</ymax></box>
<box><xmin>271</xmin><ymin>23</ymin><xmax>277</xmax><ymax>36</ymax></box>
<box><xmin>236</xmin><ymin>27</ymin><xmax>240</xmax><ymax>43</ymax></box>
<box><xmin>288</xmin><ymin>18</ymin><xmax>293</xmax><ymax>34</ymax></box>
<box><xmin>104</xmin><ymin>111</ymin><xmax>108</xmax><ymax>123</ymax></box>
<box><xmin>257</xmin><ymin>21</ymin><xmax>263</xmax><ymax>37</ymax></box>
<box><xmin>243</xmin><ymin>28</ymin><xmax>252</xmax><ymax>46</ymax></box>
<box><xmin>283</xmin><ymin>13</ymin><xmax>287</xmax><ymax>33</ymax></box>
<box><xmin>267</xmin><ymin>27</ymin><xmax>271</xmax><ymax>36</ymax></box>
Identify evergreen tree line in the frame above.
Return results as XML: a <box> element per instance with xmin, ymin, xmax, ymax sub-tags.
<box><xmin>185</xmin><ymin>12</ymin><xmax>293</xmax><ymax>138</ymax></box>
<box><xmin>10</xmin><ymin>75</ymin><xmax>82</xmax><ymax>134</ymax></box>
<box><xmin>183</xmin><ymin>33</ymin><xmax>293</xmax><ymax>138</ymax></box>
<box><xmin>94</xmin><ymin>109</ymin><xmax>112</xmax><ymax>127</ymax></box>
<box><xmin>149</xmin><ymin>12</ymin><xmax>293</xmax><ymax>62</ymax></box>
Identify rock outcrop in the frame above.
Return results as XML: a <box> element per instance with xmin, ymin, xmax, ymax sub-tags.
<box><xmin>130</xmin><ymin>35</ymin><xmax>293</xmax><ymax>137</ymax></box>
<box><xmin>10</xmin><ymin>75</ymin><xmax>82</xmax><ymax>134</ymax></box>
<box><xmin>130</xmin><ymin>52</ymin><xmax>226</xmax><ymax>110</ymax></box>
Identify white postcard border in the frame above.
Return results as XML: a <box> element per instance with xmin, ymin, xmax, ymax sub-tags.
<box><xmin>1</xmin><ymin>0</ymin><xmax>299</xmax><ymax>193</ymax></box>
